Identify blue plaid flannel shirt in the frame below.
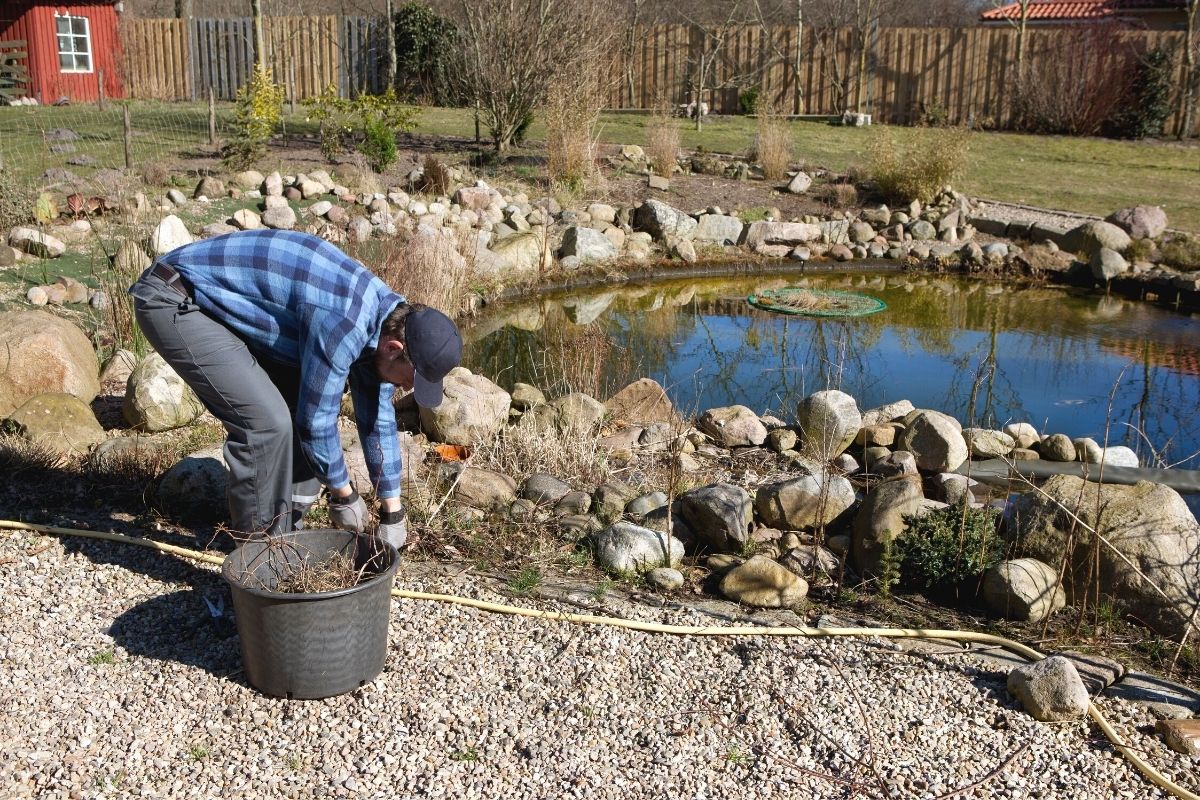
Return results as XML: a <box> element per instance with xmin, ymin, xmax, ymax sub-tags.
<box><xmin>159</xmin><ymin>230</ymin><xmax>405</xmax><ymax>498</ymax></box>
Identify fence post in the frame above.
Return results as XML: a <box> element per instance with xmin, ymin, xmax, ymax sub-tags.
<box><xmin>96</xmin><ymin>68</ymin><xmax>105</xmax><ymax>111</ymax></box>
<box><xmin>208</xmin><ymin>87</ymin><xmax>216</xmax><ymax>145</ymax></box>
<box><xmin>123</xmin><ymin>106</ymin><xmax>132</xmax><ymax>169</ymax></box>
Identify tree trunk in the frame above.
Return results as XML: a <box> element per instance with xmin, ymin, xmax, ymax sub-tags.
<box><xmin>251</xmin><ymin>0</ymin><xmax>266</xmax><ymax>68</ymax></box>
<box><xmin>1179</xmin><ymin>1</ymin><xmax>1198</xmax><ymax>139</ymax></box>
<box><xmin>795</xmin><ymin>0</ymin><xmax>804</xmax><ymax>114</ymax></box>
<box><xmin>1016</xmin><ymin>1</ymin><xmax>1029</xmax><ymax>78</ymax></box>
<box><xmin>384</xmin><ymin>0</ymin><xmax>397</xmax><ymax>90</ymax></box>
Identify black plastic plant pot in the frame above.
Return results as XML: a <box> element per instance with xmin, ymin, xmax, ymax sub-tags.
<box><xmin>221</xmin><ymin>529</ymin><xmax>398</xmax><ymax>700</ymax></box>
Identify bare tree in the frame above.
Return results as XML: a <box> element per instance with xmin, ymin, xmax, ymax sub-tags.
<box><xmin>805</xmin><ymin>0</ymin><xmax>883</xmax><ymax>113</ymax></box>
<box><xmin>988</xmin><ymin>0</ymin><xmax>1035</xmax><ymax>76</ymax></box>
<box><xmin>451</xmin><ymin>0</ymin><xmax>613</xmax><ymax>151</ymax></box>
<box><xmin>1180</xmin><ymin>0</ymin><xmax>1199</xmax><ymax>139</ymax></box>
<box><xmin>384</xmin><ymin>0</ymin><xmax>396</xmax><ymax>90</ymax></box>
<box><xmin>682</xmin><ymin>1</ymin><xmax>747</xmax><ymax>131</ymax></box>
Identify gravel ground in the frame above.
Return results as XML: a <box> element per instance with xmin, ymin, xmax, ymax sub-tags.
<box><xmin>1</xmin><ymin>528</ymin><xmax>1197</xmax><ymax>800</ymax></box>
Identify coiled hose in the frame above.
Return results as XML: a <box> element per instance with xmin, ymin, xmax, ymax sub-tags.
<box><xmin>1</xmin><ymin>519</ymin><xmax>1195</xmax><ymax>800</ymax></box>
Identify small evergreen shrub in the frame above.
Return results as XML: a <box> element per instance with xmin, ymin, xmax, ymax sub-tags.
<box><xmin>869</xmin><ymin>126</ymin><xmax>970</xmax><ymax>204</ymax></box>
<box><xmin>303</xmin><ymin>87</ymin><xmax>418</xmax><ymax>172</ymax></box>
<box><xmin>392</xmin><ymin>1</ymin><xmax>459</xmax><ymax>104</ymax></box>
<box><xmin>894</xmin><ymin>501</ymin><xmax>1002</xmax><ymax>591</ymax></box>
<box><xmin>223</xmin><ymin>64</ymin><xmax>284</xmax><ymax>170</ymax></box>
<box><xmin>738</xmin><ymin>86</ymin><xmax>761</xmax><ymax>115</ymax></box>
<box><xmin>361</xmin><ymin>117</ymin><xmax>398</xmax><ymax>173</ymax></box>
<box><xmin>1106</xmin><ymin>47</ymin><xmax>1174</xmax><ymax>139</ymax></box>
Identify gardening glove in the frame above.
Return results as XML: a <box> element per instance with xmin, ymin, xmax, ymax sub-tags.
<box><xmin>377</xmin><ymin>507</ymin><xmax>408</xmax><ymax>551</ymax></box>
<box><xmin>329</xmin><ymin>489</ymin><xmax>369</xmax><ymax>534</ymax></box>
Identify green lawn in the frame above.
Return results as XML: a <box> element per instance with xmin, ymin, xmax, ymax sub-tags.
<box><xmin>1</xmin><ymin>102</ymin><xmax>1197</xmax><ymax>231</ymax></box>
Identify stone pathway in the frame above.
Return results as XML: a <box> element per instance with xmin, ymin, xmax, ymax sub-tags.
<box><xmin>1</xmin><ymin>529</ymin><xmax>1197</xmax><ymax>800</ymax></box>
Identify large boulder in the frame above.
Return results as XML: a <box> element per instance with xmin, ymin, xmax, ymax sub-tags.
<box><xmin>898</xmin><ymin>410</ymin><xmax>968</xmax><ymax>473</ymax></box>
<box><xmin>1007</xmin><ymin>656</ymin><xmax>1090</xmax><ymax>722</ymax></box>
<box><xmin>720</xmin><ymin>556</ymin><xmax>809</xmax><ymax>607</ymax></box>
<box><xmin>693</xmin><ymin>214</ymin><xmax>744</xmax><ymax>245</ymax></box>
<box><xmin>5</xmin><ymin>392</ymin><xmax>105</xmax><ymax>456</ymax></box>
<box><xmin>1090</xmin><ymin>247</ymin><xmax>1128</xmax><ymax>281</ymax></box>
<box><xmin>743</xmin><ymin>221</ymin><xmax>821</xmax><ymax>249</ymax></box>
<box><xmin>604</xmin><ymin>378</ymin><xmax>674</xmax><ymax>425</ymax></box>
<box><xmin>851</xmin><ymin>477</ymin><xmax>924</xmax><ymax>578</ymax></box>
<box><xmin>680</xmin><ymin>483</ymin><xmax>754</xmax><ymax>552</ymax></box>
<box><xmin>796</xmin><ymin>390</ymin><xmax>861</xmax><ymax>458</ymax></box>
<box><xmin>122</xmin><ymin>352</ymin><xmax>205</xmax><ymax>432</ymax></box>
<box><xmin>1007</xmin><ymin>474</ymin><xmax>1200</xmax><ymax>636</ymax></box>
<box><xmin>983</xmin><ymin>558</ymin><xmax>1067</xmax><ymax>623</ymax></box>
<box><xmin>963</xmin><ymin>428</ymin><xmax>1015</xmax><ymax>459</ymax></box>
<box><xmin>861</xmin><ymin>399</ymin><xmax>915</xmax><ymax>427</ymax></box>
<box><xmin>9</xmin><ymin>227</ymin><xmax>66</xmax><ymax>258</ymax></box>
<box><xmin>526</xmin><ymin>392</ymin><xmax>606</xmax><ymax>433</ymax></box>
<box><xmin>149</xmin><ymin>214</ymin><xmax>192</xmax><ymax>255</ymax></box>
<box><xmin>418</xmin><ymin>368</ymin><xmax>511</xmax><ymax>446</ymax></box>
<box><xmin>754</xmin><ymin>471</ymin><xmax>856</xmax><ymax>531</ymax></box>
<box><xmin>559</xmin><ymin>226</ymin><xmax>618</xmax><ymax>263</ymax></box>
<box><xmin>594</xmin><ymin>521</ymin><xmax>684</xmax><ymax>574</ymax></box>
<box><xmin>156</xmin><ymin>446</ymin><xmax>228</xmax><ymax>522</ymax></box>
<box><xmin>451</xmin><ymin>466</ymin><xmax>517</xmax><ymax>508</ymax></box>
<box><xmin>0</xmin><ymin>311</ymin><xmax>100</xmax><ymax>417</ymax></box>
<box><xmin>632</xmin><ymin>199</ymin><xmax>697</xmax><ymax>242</ymax></box>
<box><xmin>697</xmin><ymin>405</ymin><xmax>767</xmax><ymax>447</ymax></box>
<box><xmin>1062</xmin><ymin>220</ymin><xmax>1131</xmax><ymax>257</ymax></box>
<box><xmin>1105</xmin><ymin>206</ymin><xmax>1167</xmax><ymax>240</ymax></box>
<box><xmin>490</xmin><ymin>230</ymin><xmax>550</xmax><ymax>273</ymax></box>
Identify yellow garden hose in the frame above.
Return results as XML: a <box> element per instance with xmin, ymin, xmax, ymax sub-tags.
<box><xmin>2</xmin><ymin>519</ymin><xmax>1196</xmax><ymax>800</ymax></box>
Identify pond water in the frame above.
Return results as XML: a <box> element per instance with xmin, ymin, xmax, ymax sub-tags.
<box><xmin>465</xmin><ymin>272</ymin><xmax>1200</xmax><ymax>470</ymax></box>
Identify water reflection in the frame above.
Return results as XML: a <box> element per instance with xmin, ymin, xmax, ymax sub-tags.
<box><xmin>466</xmin><ymin>273</ymin><xmax>1200</xmax><ymax>469</ymax></box>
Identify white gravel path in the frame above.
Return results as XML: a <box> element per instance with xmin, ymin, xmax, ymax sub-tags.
<box><xmin>1</xmin><ymin>528</ymin><xmax>1196</xmax><ymax>800</ymax></box>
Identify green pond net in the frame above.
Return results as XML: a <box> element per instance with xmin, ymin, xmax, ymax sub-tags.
<box><xmin>746</xmin><ymin>287</ymin><xmax>888</xmax><ymax>317</ymax></box>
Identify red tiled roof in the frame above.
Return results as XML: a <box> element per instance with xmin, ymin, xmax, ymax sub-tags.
<box><xmin>981</xmin><ymin>0</ymin><xmax>1184</xmax><ymax>22</ymax></box>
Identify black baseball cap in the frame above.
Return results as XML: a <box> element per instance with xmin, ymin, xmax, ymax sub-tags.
<box><xmin>405</xmin><ymin>306</ymin><xmax>463</xmax><ymax>408</ymax></box>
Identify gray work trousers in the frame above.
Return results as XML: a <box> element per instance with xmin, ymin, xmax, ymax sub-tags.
<box><xmin>130</xmin><ymin>270</ymin><xmax>322</xmax><ymax>536</ymax></box>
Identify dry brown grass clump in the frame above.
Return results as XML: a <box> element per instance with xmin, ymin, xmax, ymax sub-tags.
<box><xmin>369</xmin><ymin>228</ymin><xmax>472</xmax><ymax>317</ymax></box>
<box><xmin>755</xmin><ymin>103</ymin><xmax>793</xmax><ymax>182</ymax></box>
<box><xmin>645</xmin><ymin>105</ymin><xmax>680</xmax><ymax>178</ymax></box>
<box><xmin>273</xmin><ymin>551</ymin><xmax>364</xmax><ymax>593</ymax></box>
<box><xmin>474</xmin><ymin>411</ymin><xmax>610</xmax><ymax>490</ymax></box>
<box><xmin>421</xmin><ymin>156</ymin><xmax>453</xmax><ymax>196</ymax></box>
<box><xmin>815</xmin><ymin>182</ymin><xmax>859</xmax><ymax>209</ymax></box>
<box><xmin>869</xmin><ymin>126</ymin><xmax>971</xmax><ymax>204</ymax></box>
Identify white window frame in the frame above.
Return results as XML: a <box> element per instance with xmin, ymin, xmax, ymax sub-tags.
<box><xmin>55</xmin><ymin>13</ymin><xmax>93</xmax><ymax>74</ymax></box>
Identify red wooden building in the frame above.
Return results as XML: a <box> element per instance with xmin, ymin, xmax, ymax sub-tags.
<box><xmin>0</xmin><ymin>1</ymin><xmax>125</xmax><ymax>103</ymax></box>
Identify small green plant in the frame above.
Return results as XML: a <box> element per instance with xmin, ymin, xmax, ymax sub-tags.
<box><xmin>590</xmin><ymin>578</ymin><xmax>613</xmax><ymax>601</ymax></box>
<box><xmin>1160</xmin><ymin>235</ymin><xmax>1200</xmax><ymax>271</ymax></box>
<box><xmin>895</xmin><ymin>501</ymin><xmax>1001</xmax><ymax>591</ymax></box>
<box><xmin>725</xmin><ymin>745</ymin><xmax>751</xmax><ymax>767</ymax></box>
<box><xmin>302</xmin><ymin>86</ymin><xmax>418</xmax><ymax>171</ymax></box>
<box><xmin>361</xmin><ymin>116</ymin><xmax>398</xmax><ymax>174</ymax></box>
<box><xmin>0</xmin><ymin>167</ymin><xmax>37</xmax><ymax>231</ymax></box>
<box><xmin>223</xmin><ymin>64</ymin><xmax>284</xmax><ymax>170</ymax></box>
<box><xmin>285</xmin><ymin>754</ymin><xmax>303</xmax><ymax>771</ymax></box>
<box><xmin>188</xmin><ymin>745</ymin><xmax>209</xmax><ymax>761</ymax></box>
<box><xmin>1106</xmin><ymin>47</ymin><xmax>1173</xmax><ymax>140</ymax></box>
<box><xmin>738</xmin><ymin>207</ymin><xmax>772</xmax><ymax>223</ymax></box>
<box><xmin>88</xmin><ymin>648</ymin><xmax>115</xmax><ymax>665</ymax></box>
<box><xmin>869</xmin><ymin>126</ymin><xmax>970</xmax><ymax>204</ymax></box>
<box><xmin>508</xmin><ymin>566</ymin><xmax>543</xmax><ymax>595</ymax></box>
<box><xmin>451</xmin><ymin>746</ymin><xmax>479</xmax><ymax>762</ymax></box>
<box><xmin>878</xmin><ymin>533</ymin><xmax>900</xmax><ymax>601</ymax></box>
<box><xmin>738</xmin><ymin>86</ymin><xmax>761</xmax><ymax>115</ymax></box>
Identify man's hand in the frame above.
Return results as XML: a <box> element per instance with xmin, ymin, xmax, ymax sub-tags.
<box><xmin>377</xmin><ymin>507</ymin><xmax>408</xmax><ymax>550</ymax></box>
<box><xmin>329</xmin><ymin>488</ymin><xmax>369</xmax><ymax>534</ymax></box>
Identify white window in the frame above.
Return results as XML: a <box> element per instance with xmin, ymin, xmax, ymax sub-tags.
<box><xmin>55</xmin><ymin>14</ymin><xmax>92</xmax><ymax>74</ymax></box>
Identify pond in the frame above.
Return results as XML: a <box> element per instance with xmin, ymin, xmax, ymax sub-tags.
<box><xmin>465</xmin><ymin>272</ymin><xmax>1200</xmax><ymax>471</ymax></box>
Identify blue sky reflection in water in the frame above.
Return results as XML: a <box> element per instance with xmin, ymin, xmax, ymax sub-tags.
<box><xmin>465</xmin><ymin>273</ymin><xmax>1200</xmax><ymax>470</ymax></box>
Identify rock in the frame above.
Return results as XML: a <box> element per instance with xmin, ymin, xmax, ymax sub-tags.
<box><xmin>1072</xmin><ymin>437</ymin><xmax>1103</xmax><ymax>463</ymax></box>
<box><xmin>419</xmin><ymin>368</ymin><xmax>511</xmax><ymax>446</ymax></box>
<box><xmin>620</xmin><ymin>144</ymin><xmax>645</xmax><ymax>161</ymax></box>
<box><xmin>833</xmin><ymin>453</ymin><xmax>859</xmax><ymax>474</ymax></box>
<box><xmin>166</xmin><ymin>189</ymin><xmax>188</xmax><ymax>206</ymax></box>
<box><xmin>646</xmin><ymin>567</ymin><xmax>685</xmax><ymax>591</ymax></box>
<box><xmin>670</xmin><ymin>238</ymin><xmax>697</xmax><ymax>263</ymax></box>
<box><xmin>874</xmin><ymin>451</ymin><xmax>918</xmax><ymax>478</ymax></box>
<box><xmin>796</xmin><ymin>390</ymin><xmax>861</xmax><ymax>458</ymax></box>
<box><xmin>299</xmin><ymin>179</ymin><xmax>325</xmax><ymax>199</ymax></box>
<box><xmin>647</xmin><ymin>174</ymin><xmax>670</xmax><ymax>191</ymax></box>
<box><xmin>1100</xmin><ymin>446</ymin><xmax>1138</xmax><ymax>467</ymax></box>
<box><xmin>193</xmin><ymin>176</ymin><xmax>224</xmax><ymax>199</ymax></box>
<box><xmin>927</xmin><ymin>472</ymin><xmax>978</xmax><ymax>505</ymax></box>
<box><xmin>452</xmin><ymin>467</ymin><xmax>517</xmax><ymax>508</ymax></box>
<box><xmin>594</xmin><ymin>521</ymin><xmax>684</xmax><ymax>574</ymax></box>
<box><xmin>454</xmin><ymin>186</ymin><xmax>492</xmax><ymax>212</ymax></box>
<box><xmin>25</xmin><ymin>286</ymin><xmax>47</xmax><ymax>305</ymax></box>
<box><xmin>262</xmin><ymin>204</ymin><xmax>298</xmax><ymax>230</ymax></box>
<box><xmin>720</xmin><ymin>556</ymin><xmax>808</xmax><ymax>607</ymax></box>
<box><xmin>898</xmin><ymin>411</ymin><xmax>968</xmax><ymax>473</ymax></box>
<box><xmin>697</xmin><ymin>405</ymin><xmax>767</xmax><ymax>447</ymax></box>
<box><xmin>232</xmin><ymin>170</ymin><xmax>265</xmax><ymax>190</ymax></box>
<box><xmin>1003</xmin><ymin>423</ymin><xmax>1041</xmax><ymax>449</ymax></box>
<box><xmin>555</xmin><ymin>490</ymin><xmax>591</xmax><ymax>516</ymax></box>
<box><xmin>1040</xmin><ymin>433</ymin><xmax>1076</xmax><ymax>461</ymax></box>
<box><xmin>963</xmin><ymin>428</ymin><xmax>1015</xmax><ymax>459</ymax></box>
<box><xmin>156</xmin><ymin>446</ymin><xmax>228</xmax><ymax>522</ymax></box>
<box><xmin>100</xmin><ymin>349</ymin><xmax>137</xmax><ymax>385</ymax></box>
<box><xmin>786</xmin><ymin>171</ymin><xmax>812</xmax><ymax>193</ymax></box>
<box><xmin>909</xmin><ymin>220</ymin><xmax>936</xmax><ymax>240</ymax></box>
<box><xmin>232</xmin><ymin>208</ymin><xmax>261</xmax><ymax>230</ymax></box>
<box><xmin>510</xmin><ymin>382</ymin><xmax>545</xmax><ymax>411</ymax></box>
<box><xmin>520</xmin><ymin>473</ymin><xmax>572</xmax><ymax>506</ymax></box>
<box><xmin>754</xmin><ymin>472</ymin><xmax>856</xmax><ymax>531</ymax></box>
<box><xmin>1007</xmin><ymin>474</ymin><xmax>1200</xmax><ymax>636</ymax></box>
<box><xmin>149</xmin><ymin>215</ymin><xmax>192</xmax><ymax>255</ymax></box>
<box><xmin>112</xmin><ymin>241</ymin><xmax>152</xmax><ymax>276</ymax></box>
<box><xmin>264</xmin><ymin>171</ymin><xmax>284</xmax><ymax>196</ymax></box>
<box><xmin>308</xmin><ymin>200</ymin><xmax>334</xmax><ymax>218</ymax></box>
<box><xmin>122</xmin><ymin>352</ymin><xmax>205</xmax><ymax>432</ymax></box>
<box><xmin>490</xmin><ymin>230</ymin><xmax>549</xmax><ymax>273</ymax></box>
<box><xmin>1007</xmin><ymin>656</ymin><xmax>1090</xmax><ymax>722</ymax></box>
<box><xmin>586</xmin><ymin>203</ymin><xmax>616</xmax><ymax>224</ymax></box>
<box><xmin>632</xmin><ymin>199</ymin><xmax>696</xmax><ymax>242</ymax></box>
<box><xmin>1063</xmin><ymin>220</ymin><xmax>1131</xmax><ymax>256</ymax></box>
<box><xmin>0</xmin><ymin>311</ymin><xmax>100</xmax><ymax>417</ymax></box>
<box><xmin>202</xmin><ymin>222</ymin><xmax>238</xmax><ymax>238</ymax></box>
<box><xmin>694</xmin><ymin>214</ymin><xmax>744</xmax><ymax>245</ymax></box>
<box><xmin>592</xmin><ymin>480</ymin><xmax>640</xmax><ymax>520</ymax></box>
<box><xmin>744</xmin><ymin>221</ymin><xmax>821</xmax><ymax>249</ymax></box>
<box><xmin>856</xmin><ymin>424</ymin><xmax>896</xmax><ymax>448</ymax></box>
<box><xmin>861</xmin><ymin>400</ymin><xmax>915</xmax><ymax>427</ymax></box>
<box><xmin>1106</xmin><ymin>205</ymin><xmax>1167</xmax><ymax>240</ymax></box>
<box><xmin>849</xmin><ymin>221</ymin><xmax>875</xmax><ymax>244</ymax></box>
<box><xmin>1090</xmin><ymin>247</ymin><xmax>1128</xmax><ymax>281</ymax></box>
<box><xmin>983</xmin><ymin>559</ymin><xmax>1067</xmax><ymax>622</ymax></box>
<box><xmin>627</xmin><ymin>491</ymin><xmax>668</xmax><ymax>518</ymax></box>
<box><xmin>604</xmin><ymin>378</ymin><xmax>674</xmax><ymax>425</ymax></box>
<box><xmin>9</xmin><ymin>227</ymin><xmax>67</xmax><ymax>258</ymax></box>
<box><xmin>852</xmin><ymin>477</ymin><xmax>924</xmax><ymax>578</ymax></box>
<box><xmin>1156</xmin><ymin>720</ymin><xmax>1200</xmax><ymax>758</ymax></box>
<box><xmin>547</xmin><ymin>392</ymin><xmax>606</xmax><ymax>432</ymax></box>
<box><xmin>767</xmin><ymin>428</ymin><xmax>797</xmax><ymax>453</ymax></box>
<box><xmin>0</xmin><ymin>244</ymin><xmax>16</xmax><ymax>267</ymax></box>
<box><xmin>5</xmin><ymin>392</ymin><xmax>105</xmax><ymax>456</ymax></box>
<box><xmin>559</xmin><ymin>226</ymin><xmax>617</xmax><ymax>263</ymax></box>
<box><xmin>680</xmin><ymin>483</ymin><xmax>754</xmax><ymax>552</ymax></box>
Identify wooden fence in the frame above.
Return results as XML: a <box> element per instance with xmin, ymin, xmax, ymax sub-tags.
<box><xmin>120</xmin><ymin>18</ymin><xmax>1197</xmax><ymax>135</ymax></box>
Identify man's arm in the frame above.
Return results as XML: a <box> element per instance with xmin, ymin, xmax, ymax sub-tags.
<box><xmin>294</xmin><ymin>307</ymin><xmax>361</xmax><ymax>493</ymax></box>
<box><xmin>348</xmin><ymin>362</ymin><xmax>402</xmax><ymax>509</ymax></box>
